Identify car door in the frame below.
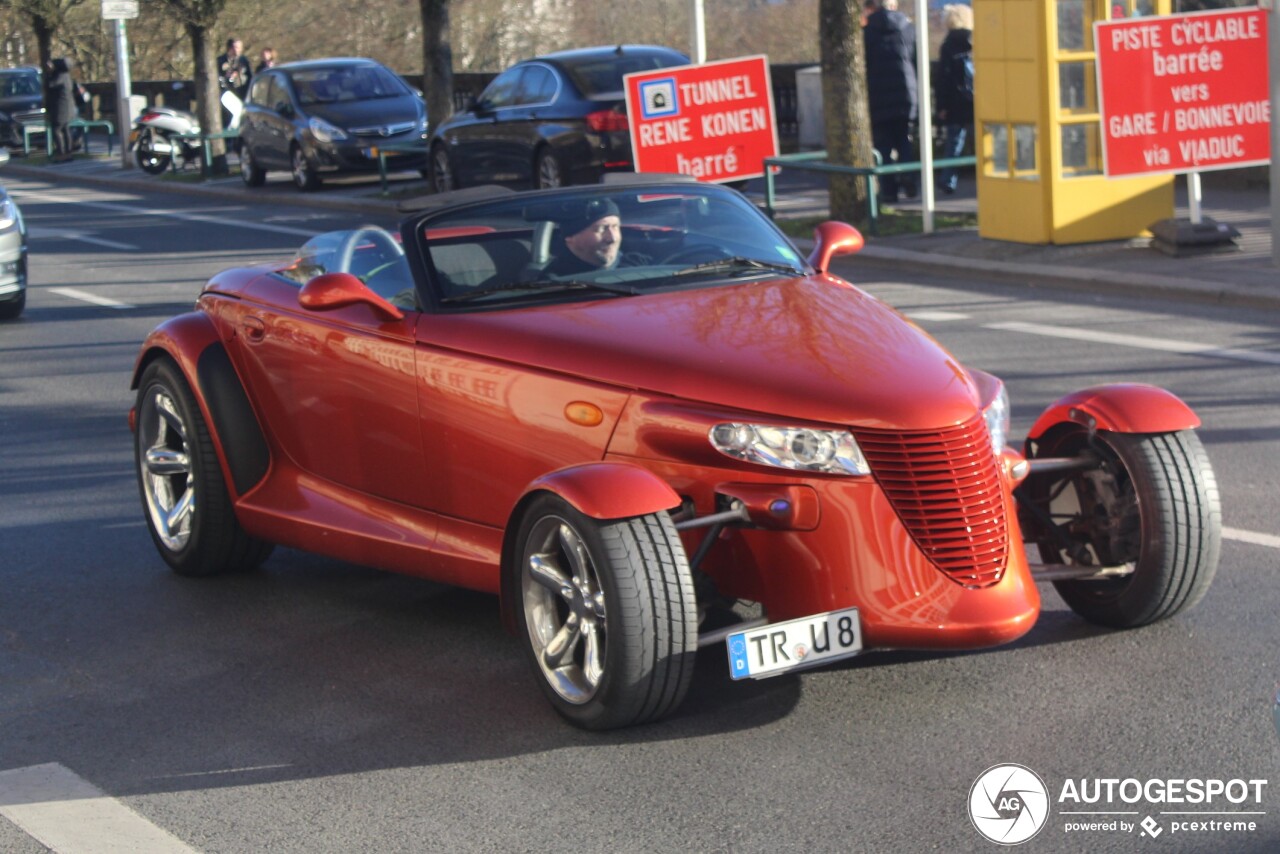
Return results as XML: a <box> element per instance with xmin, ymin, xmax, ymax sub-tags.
<box><xmin>503</xmin><ymin>64</ymin><xmax>558</xmax><ymax>184</ymax></box>
<box><xmin>230</xmin><ymin>274</ymin><xmax>428</xmax><ymax>508</ymax></box>
<box><xmin>443</xmin><ymin>67</ymin><xmax>523</xmax><ymax>184</ymax></box>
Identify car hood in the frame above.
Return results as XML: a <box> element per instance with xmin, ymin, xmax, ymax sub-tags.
<box><xmin>306</xmin><ymin>97</ymin><xmax>422</xmax><ymax>130</ymax></box>
<box><xmin>420</xmin><ymin>277</ymin><xmax>984</xmax><ymax>429</ymax></box>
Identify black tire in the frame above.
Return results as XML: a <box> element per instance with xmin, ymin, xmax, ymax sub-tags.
<box><xmin>290</xmin><ymin>145</ymin><xmax>320</xmax><ymax>191</ymax></box>
<box><xmin>430</xmin><ymin>144</ymin><xmax>457</xmax><ymax>193</ymax></box>
<box><xmin>0</xmin><ymin>290</ymin><xmax>24</xmax><ymax>320</ymax></box>
<box><xmin>135</xmin><ymin>358</ymin><xmax>273</xmax><ymax>577</ymax></box>
<box><xmin>533</xmin><ymin>147</ymin><xmax>564</xmax><ymax>189</ymax></box>
<box><xmin>240</xmin><ymin>143</ymin><xmax>266</xmax><ymax>187</ymax></box>
<box><xmin>1025</xmin><ymin>429</ymin><xmax>1221</xmax><ymax>628</ymax></box>
<box><xmin>135</xmin><ymin>129</ymin><xmax>171</xmax><ymax>174</ymax></box>
<box><xmin>510</xmin><ymin>495</ymin><xmax>697</xmax><ymax>730</ymax></box>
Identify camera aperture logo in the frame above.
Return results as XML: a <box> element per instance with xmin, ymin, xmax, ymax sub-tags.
<box><xmin>969</xmin><ymin>764</ymin><xmax>1051</xmax><ymax>845</ymax></box>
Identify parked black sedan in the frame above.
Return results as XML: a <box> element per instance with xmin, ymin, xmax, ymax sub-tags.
<box><xmin>428</xmin><ymin>45</ymin><xmax>688</xmax><ymax>192</ymax></box>
<box><xmin>239</xmin><ymin>57</ymin><xmax>428</xmax><ymax>191</ymax></box>
<box><xmin>0</xmin><ymin>66</ymin><xmax>44</xmax><ymax>149</ymax></box>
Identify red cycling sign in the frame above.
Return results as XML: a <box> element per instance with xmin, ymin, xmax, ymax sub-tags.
<box><xmin>1095</xmin><ymin>8</ymin><xmax>1271</xmax><ymax>177</ymax></box>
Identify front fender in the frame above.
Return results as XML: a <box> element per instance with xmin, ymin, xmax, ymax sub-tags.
<box><xmin>131</xmin><ymin>312</ymin><xmax>270</xmax><ymax>497</ymax></box>
<box><xmin>520</xmin><ymin>461</ymin><xmax>680</xmax><ymax>521</ymax></box>
<box><xmin>1026</xmin><ymin>383</ymin><xmax>1199</xmax><ymax>442</ymax></box>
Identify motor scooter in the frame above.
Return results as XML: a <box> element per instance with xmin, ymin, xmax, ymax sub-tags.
<box><xmin>129</xmin><ymin>93</ymin><xmax>242</xmax><ymax>174</ymax></box>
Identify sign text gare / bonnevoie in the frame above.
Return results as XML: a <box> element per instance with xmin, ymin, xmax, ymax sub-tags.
<box><xmin>1095</xmin><ymin>8</ymin><xmax>1270</xmax><ymax>177</ymax></box>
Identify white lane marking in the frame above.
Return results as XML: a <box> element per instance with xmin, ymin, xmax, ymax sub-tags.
<box><xmin>905</xmin><ymin>310</ymin><xmax>970</xmax><ymax>322</ymax></box>
<box><xmin>48</xmin><ymin>287</ymin><xmax>135</xmax><ymax>310</ymax></box>
<box><xmin>1224</xmin><ymin>527</ymin><xmax>1280</xmax><ymax>550</ymax></box>
<box><xmin>22</xmin><ymin>193</ymin><xmax>319</xmax><ymax>238</ymax></box>
<box><xmin>987</xmin><ymin>321</ymin><xmax>1280</xmax><ymax>366</ymax></box>
<box><xmin>25</xmin><ymin>226</ymin><xmax>139</xmax><ymax>251</ymax></box>
<box><xmin>0</xmin><ymin>763</ymin><xmax>199</xmax><ymax>853</ymax></box>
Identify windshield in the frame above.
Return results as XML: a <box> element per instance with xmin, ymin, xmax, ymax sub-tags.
<box><xmin>0</xmin><ymin>73</ymin><xmax>40</xmax><ymax>98</ymax></box>
<box><xmin>289</xmin><ymin>65</ymin><xmax>410</xmax><ymax>105</ymax></box>
<box><xmin>415</xmin><ymin>184</ymin><xmax>809</xmax><ymax>309</ymax></box>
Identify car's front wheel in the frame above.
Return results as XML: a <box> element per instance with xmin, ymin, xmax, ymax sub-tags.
<box><xmin>430</xmin><ymin>144</ymin><xmax>457</xmax><ymax>193</ymax></box>
<box><xmin>135</xmin><ymin>358</ymin><xmax>273</xmax><ymax>576</ymax></box>
<box><xmin>511</xmin><ymin>495</ymin><xmax>697</xmax><ymax>730</ymax></box>
<box><xmin>290</xmin><ymin>145</ymin><xmax>320</xmax><ymax>191</ymax></box>
<box><xmin>240</xmin><ymin>143</ymin><xmax>266</xmax><ymax>187</ymax></box>
<box><xmin>534</xmin><ymin>147</ymin><xmax>564</xmax><ymax>189</ymax></box>
<box><xmin>1024</xmin><ymin>428</ymin><xmax>1221</xmax><ymax>628</ymax></box>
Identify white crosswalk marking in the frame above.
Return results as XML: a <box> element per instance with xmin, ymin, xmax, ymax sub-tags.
<box><xmin>0</xmin><ymin>763</ymin><xmax>198</xmax><ymax>853</ymax></box>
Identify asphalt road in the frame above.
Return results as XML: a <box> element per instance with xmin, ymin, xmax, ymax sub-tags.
<box><xmin>1</xmin><ymin>176</ymin><xmax>1277</xmax><ymax>853</ymax></box>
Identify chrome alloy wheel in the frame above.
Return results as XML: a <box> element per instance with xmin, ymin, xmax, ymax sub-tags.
<box><xmin>138</xmin><ymin>384</ymin><xmax>196</xmax><ymax>552</ymax></box>
<box><xmin>521</xmin><ymin>516</ymin><xmax>607</xmax><ymax>705</ymax></box>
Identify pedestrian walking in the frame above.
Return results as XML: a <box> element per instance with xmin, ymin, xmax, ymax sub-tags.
<box><xmin>864</xmin><ymin>0</ymin><xmax>919</xmax><ymax>204</ymax></box>
<box><xmin>936</xmin><ymin>3</ymin><xmax>974</xmax><ymax>194</ymax></box>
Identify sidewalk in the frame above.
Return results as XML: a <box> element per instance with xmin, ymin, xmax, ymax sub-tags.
<box><xmin>7</xmin><ymin>150</ymin><xmax>1278</xmax><ymax>311</ymax></box>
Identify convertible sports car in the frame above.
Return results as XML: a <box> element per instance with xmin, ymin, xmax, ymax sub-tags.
<box><xmin>131</xmin><ymin>178</ymin><xmax>1222</xmax><ymax>729</ymax></box>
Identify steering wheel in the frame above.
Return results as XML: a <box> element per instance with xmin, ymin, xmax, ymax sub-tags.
<box><xmin>664</xmin><ymin>243</ymin><xmax>731</xmax><ymax>266</ymax></box>
<box><xmin>336</xmin><ymin>226</ymin><xmax>404</xmax><ymax>277</ymax></box>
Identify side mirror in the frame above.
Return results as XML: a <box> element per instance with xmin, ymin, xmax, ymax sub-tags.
<box><xmin>298</xmin><ymin>272</ymin><xmax>404</xmax><ymax>321</ymax></box>
<box><xmin>806</xmin><ymin>221</ymin><xmax>864</xmax><ymax>274</ymax></box>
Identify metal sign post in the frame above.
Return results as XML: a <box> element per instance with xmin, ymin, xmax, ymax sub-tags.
<box><xmin>101</xmin><ymin>0</ymin><xmax>138</xmax><ymax>168</ymax></box>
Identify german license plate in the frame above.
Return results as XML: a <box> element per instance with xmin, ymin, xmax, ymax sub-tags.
<box><xmin>726</xmin><ymin>607</ymin><xmax>862</xmax><ymax>680</ymax></box>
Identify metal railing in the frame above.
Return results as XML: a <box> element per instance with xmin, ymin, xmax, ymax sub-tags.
<box><xmin>22</xmin><ymin>118</ymin><xmax>117</xmax><ymax>157</ymax></box>
<box><xmin>763</xmin><ymin>150</ymin><xmax>977</xmax><ymax>235</ymax></box>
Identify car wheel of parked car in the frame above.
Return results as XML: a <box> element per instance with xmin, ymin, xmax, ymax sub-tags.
<box><xmin>511</xmin><ymin>494</ymin><xmax>697</xmax><ymax>730</ymax></box>
<box><xmin>1025</xmin><ymin>428</ymin><xmax>1221</xmax><ymax>628</ymax></box>
<box><xmin>291</xmin><ymin>145</ymin><xmax>321</xmax><ymax>191</ymax></box>
<box><xmin>534</xmin><ymin>147</ymin><xmax>564</xmax><ymax>189</ymax></box>
<box><xmin>0</xmin><ymin>290</ymin><xmax>24</xmax><ymax>320</ymax></box>
<box><xmin>135</xmin><ymin>358</ymin><xmax>274</xmax><ymax>577</ymax></box>
<box><xmin>240</xmin><ymin>144</ymin><xmax>266</xmax><ymax>187</ymax></box>
<box><xmin>430</xmin><ymin>145</ymin><xmax>457</xmax><ymax>193</ymax></box>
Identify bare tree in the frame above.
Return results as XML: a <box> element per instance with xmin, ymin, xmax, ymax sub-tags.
<box><xmin>819</xmin><ymin>0</ymin><xmax>873</xmax><ymax>225</ymax></box>
<box><xmin>1</xmin><ymin>0</ymin><xmax>88</xmax><ymax>102</ymax></box>
<box><xmin>420</xmin><ymin>0</ymin><xmax>453</xmax><ymax>125</ymax></box>
<box><xmin>161</xmin><ymin>0</ymin><xmax>229</xmax><ymax>173</ymax></box>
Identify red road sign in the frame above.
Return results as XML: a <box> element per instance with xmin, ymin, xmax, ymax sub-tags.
<box><xmin>624</xmin><ymin>55</ymin><xmax>778</xmax><ymax>183</ymax></box>
<box><xmin>1095</xmin><ymin>8</ymin><xmax>1271</xmax><ymax>177</ymax></box>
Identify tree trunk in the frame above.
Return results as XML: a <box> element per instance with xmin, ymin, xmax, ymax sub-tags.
<box><xmin>186</xmin><ymin>23</ymin><xmax>226</xmax><ymax>175</ymax></box>
<box><xmin>819</xmin><ymin>0</ymin><xmax>874</xmax><ymax>226</ymax></box>
<box><xmin>419</xmin><ymin>0</ymin><xmax>454</xmax><ymax>129</ymax></box>
<box><xmin>33</xmin><ymin>16</ymin><xmax>54</xmax><ymax>108</ymax></box>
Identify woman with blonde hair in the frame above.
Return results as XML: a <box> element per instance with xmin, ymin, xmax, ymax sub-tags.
<box><xmin>936</xmin><ymin>3</ymin><xmax>974</xmax><ymax>193</ymax></box>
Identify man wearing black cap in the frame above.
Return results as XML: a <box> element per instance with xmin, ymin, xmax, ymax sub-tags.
<box><xmin>545</xmin><ymin>198</ymin><xmax>624</xmax><ymax>276</ymax></box>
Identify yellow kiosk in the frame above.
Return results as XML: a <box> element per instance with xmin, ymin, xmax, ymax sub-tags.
<box><xmin>973</xmin><ymin>0</ymin><xmax>1175</xmax><ymax>243</ymax></box>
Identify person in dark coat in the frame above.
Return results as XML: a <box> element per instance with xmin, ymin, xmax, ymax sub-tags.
<box><xmin>47</xmin><ymin>57</ymin><xmax>78</xmax><ymax>162</ymax></box>
<box><xmin>863</xmin><ymin>0</ymin><xmax>918</xmax><ymax>203</ymax></box>
<box><xmin>936</xmin><ymin>4</ymin><xmax>974</xmax><ymax>193</ymax></box>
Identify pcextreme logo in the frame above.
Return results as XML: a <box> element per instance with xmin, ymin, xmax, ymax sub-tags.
<box><xmin>968</xmin><ymin>765</ymin><xmax>1269</xmax><ymax>845</ymax></box>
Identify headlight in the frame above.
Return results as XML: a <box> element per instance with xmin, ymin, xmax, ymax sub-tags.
<box><xmin>308</xmin><ymin>116</ymin><xmax>349</xmax><ymax>143</ymax></box>
<box><xmin>0</xmin><ymin>197</ymin><xmax>17</xmax><ymax>231</ymax></box>
<box><xmin>710</xmin><ymin>423</ymin><xmax>871</xmax><ymax>475</ymax></box>
<box><xmin>983</xmin><ymin>382</ymin><xmax>1011</xmax><ymax>453</ymax></box>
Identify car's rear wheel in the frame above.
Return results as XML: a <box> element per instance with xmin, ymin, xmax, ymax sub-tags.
<box><xmin>291</xmin><ymin>145</ymin><xmax>320</xmax><ymax>191</ymax></box>
<box><xmin>135</xmin><ymin>358</ymin><xmax>273</xmax><ymax>577</ymax></box>
<box><xmin>240</xmin><ymin>143</ymin><xmax>266</xmax><ymax>187</ymax></box>
<box><xmin>534</xmin><ymin>147</ymin><xmax>564</xmax><ymax>189</ymax></box>
<box><xmin>1023</xmin><ymin>428</ymin><xmax>1221</xmax><ymax>628</ymax></box>
<box><xmin>430</xmin><ymin>144</ymin><xmax>457</xmax><ymax>193</ymax></box>
<box><xmin>511</xmin><ymin>495</ymin><xmax>697</xmax><ymax>730</ymax></box>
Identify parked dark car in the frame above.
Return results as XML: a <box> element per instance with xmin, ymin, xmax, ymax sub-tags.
<box><xmin>428</xmin><ymin>45</ymin><xmax>689</xmax><ymax>192</ymax></box>
<box><xmin>0</xmin><ymin>66</ymin><xmax>44</xmax><ymax>149</ymax></box>
<box><xmin>0</xmin><ymin>149</ymin><xmax>28</xmax><ymax>319</ymax></box>
<box><xmin>239</xmin><ymin>57</ymin><xmax>428</xmax><ymax>191</ymax></box>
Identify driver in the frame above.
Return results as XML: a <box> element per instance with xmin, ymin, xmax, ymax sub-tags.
<box><xmin>545</xmin><ymin>199</ymin><xmax>629</xmax><ymax>276</ymax></box>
